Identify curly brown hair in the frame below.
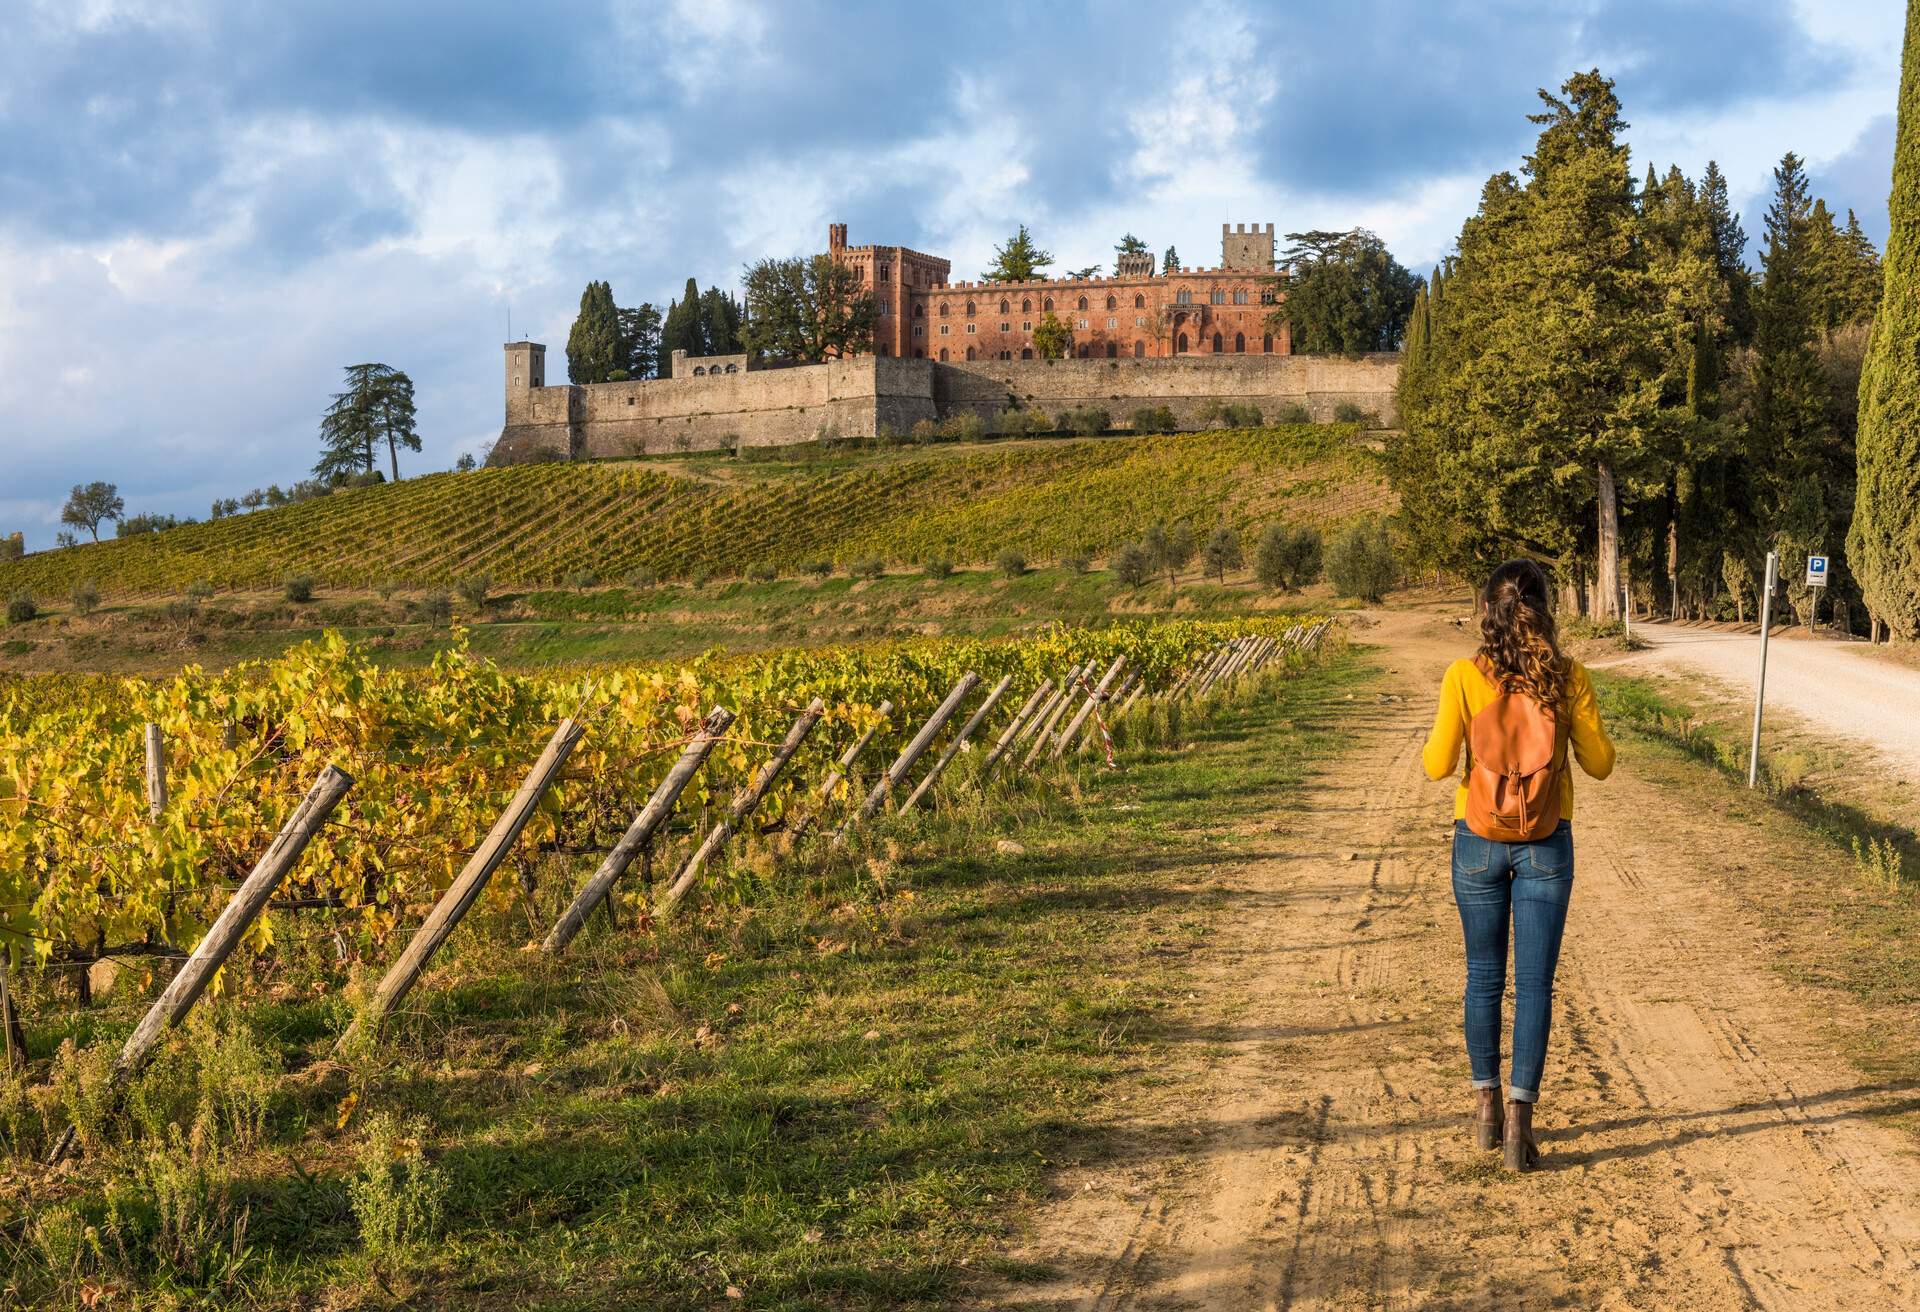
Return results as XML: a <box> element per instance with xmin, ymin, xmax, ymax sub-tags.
<box><xmin>1477</xmin><ymin>559</ymin><xmax>1569</xmax><ymax>711</ymax></box>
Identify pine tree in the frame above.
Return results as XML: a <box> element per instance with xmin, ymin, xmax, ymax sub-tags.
<box><xmin>565</xmin><ymin>280</ymin><xmax>622</xmax><ymax>384</ymax></box>
<box><xmin>1163</xmin><ymin>245</ymin><xmax>1181</xmax><ymax>273</ymax></box>
<box><xmin>1850</xmin><ymin>0</ymin><xmax>1920</xmax><ymax>639</ymax></box>
<box><xmin>316</xmin><ymin>363</ymin><xmax>417</xmax><ymax>482</ymax></box>
<box><xmin>699</xmin><ymin>286</ymin><xmax>743</xmax><ymax>354</ymax></box>
<box><xmin>983</xmin><ymin>225</ymin><xmax>1053</xmax><ymax>282</ymax></box>
<box><xmin>617</xmin><ymin>302</ymin><xmax>662</xmax><ymax>378</ymax></box>
<box><xmin>1700</xmin><ymin>160</ymin><xmax>1754</xmax><ymax>343</ymax></box>
<box><xmin>658</xmin><ymin>277</ymin><xmax>703</xmax><ymax>376</ymax></box>
<box><xmin>1115</xmin><ymin>233</ymin><xmax>1150</xmax><ymax>258</ymax></box>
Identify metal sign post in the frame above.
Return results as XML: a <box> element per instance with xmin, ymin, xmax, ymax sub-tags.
<box><xmin>1805</xmin><ymin>554</ymin><xmax>1828</xmax><ymax>633</ymax></box>
<box><xmin>1747</xmin><ymin>550</ymin><xmax>1778</xmax><ymax>788</ymax></box>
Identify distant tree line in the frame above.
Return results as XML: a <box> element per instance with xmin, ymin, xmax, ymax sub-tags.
<box><xmin>566</xmin><ymin>277</ymin><xmax>741</xmax><ymax>383</ymax></box>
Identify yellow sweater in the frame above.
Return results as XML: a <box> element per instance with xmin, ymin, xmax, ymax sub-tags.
<box><xmin>1421</xmin><ymin>657</ymin><xmax>1615</xmax><ymax>822</ymax></box>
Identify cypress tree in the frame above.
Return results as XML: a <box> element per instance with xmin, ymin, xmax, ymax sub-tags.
<box><xmin>565</xmin><ymin>280</ymin><xmax>621</xmax><ymax>384</ymax></box>
<box><xmin>1850</xmin><ymin>0</ymin><xmax>1920</xmax><ymax>638</ymax></box>
<box><xmin>1700</xmin><ymin>160</ymin><xmax>1754</xmax><ymax>343</ymax></box>
<box><xmin>658</xmin><ymin>277</ymin><xmax>704</xmax><ymax>375</ymax></box>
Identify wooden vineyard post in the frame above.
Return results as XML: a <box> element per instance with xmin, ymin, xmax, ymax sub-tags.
<box><xmin>818</xmin><ymin>699</ymin><xmax>892</xmax><ymax>803</ymax></box>
<box><xmin>1179</xmin><ymin>645</ymin><xmax>1230</xmax><ymax>699</ymax></box>
<box><xmin>900</xmin><ymin>674</ymin><xmax>1012</xmax><ymax>813</ymax></box>
<box><xmin>1105</xmin><ymin>670</ymin><xmax>1145</xmax><ymax>730</ymax></box>
<box><xmin>1052</xmin><ymin>656</ymin><xmax>1126</xmax><ymax>759</ymax></box>
<box><xmin>144</xmin><ymin>723</ymin><xmax>166</xmax><ymax>822</ymax></box>
<box><xmin>1020</xmin><ymin>664</ymin><xmax>1088</xmax><ymax>768</ymax></box>
<box><xmin>1197</xmin><ymin>640</ymin><xmax>1244</xmax><ymax>696</ymax></box>
<box><xmin>0</xmin><ymin>946</ymin><xmax>24</xmax><ymax>1075</ymax></box>
<box><xmin>544</xmin><ymin>707</ymin><xmax>735</xmax><ymax>954</ymax></box>
<box><xmin>658</xmin><ymin>698</ymin><xmax>826</xmax><ymax>917</ymax></box>
<box><xmin>840</xmin><ymin>672</ymin><xmax>980</xmax><ymax>839</ymax></box>
<box><xmin>980</xmin><ymin>679</ymin><xmax>1051</xmax><ymax>778</ymax></box>
<box><xmin>45</xmin><ymin>763</ymin><xmax>356</xmax><ymax>1164</ymax></box>
<box><xmin>352</xmin><ymin>718</ymin><xmax>585</xmax><ymax>1039</ymax></box>
<box><xmin>1014</xmin><ymin>666</ymin><xmax>1078</xmax><ymax>750</ymax></box>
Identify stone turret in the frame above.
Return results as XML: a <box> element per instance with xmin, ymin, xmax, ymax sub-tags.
<box><xmin>1221</xmin><ymin>222</ymin><xmax>1277</xmax><ymax>272</ymax></box>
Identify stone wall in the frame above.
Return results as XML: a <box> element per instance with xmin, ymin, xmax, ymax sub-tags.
<box><xmin>490</xmin><ymin>351</ymin><xmax>1398</xmax><ymax>464</ymax></box>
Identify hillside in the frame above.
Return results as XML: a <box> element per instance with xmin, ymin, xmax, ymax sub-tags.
<box><xmin>2</xmin><ymin>426</ymin><xmax>1390</xmax><ymax>598</ymax></box>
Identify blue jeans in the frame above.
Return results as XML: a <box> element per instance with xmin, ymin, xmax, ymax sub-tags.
<box><xmin>1451</xmin><ymin>819</ymin><xmax>1574</xmax><ymax>1102</ymax></box>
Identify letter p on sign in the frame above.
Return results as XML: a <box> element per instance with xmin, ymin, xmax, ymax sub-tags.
<box><xmin>1806</xmin><ymin>555</ymin><xmax>1829</xmax><ymax>588</ymax></box>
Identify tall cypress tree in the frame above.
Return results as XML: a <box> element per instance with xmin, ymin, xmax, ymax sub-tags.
<box><xmin>1700</xmin><ymin>160</ymin><xmax>1754</xmax><ymax>343</ymax></box>
<box><xmin>1850</xmin><ymin>0</ymin><xmax>1920</xmax><ymax>639</ymax></box>
<box><xmin>658</xmin><ymin>277</ymin><xmax>704</xmax><ymax>375</ymax></box>
<box><xmin>565</xmin><ymin>280</ymin><xmax>621</xmax><ymax>384</ymax></box>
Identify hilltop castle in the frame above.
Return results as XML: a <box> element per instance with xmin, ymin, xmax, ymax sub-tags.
<box><xmin>491</xmin><ymin>222</ymin><xmax>1398</xmax><ymax>464</ymax></box>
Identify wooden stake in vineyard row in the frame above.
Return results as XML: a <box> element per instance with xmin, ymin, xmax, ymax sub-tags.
<box><xmin>1052</xmin><ymin>656</ymin><xmax>1127</xmax><ymax>759</ymax></box>
<box><xmin>658</xmin><ymin>698</ymin><xmax>826</xmax><ymax>917</ymax></box>
<box><xmin>144</xmin><ymin>723</ymin><xmax>166</xmax><ymax>823</ymax></box>
<box><xmin>1022</xmin><ymin>664</ymin><xmax>1090</xmax><ymax>769</ymax></box>
<box><xmin>980</xmin><ymin>678</ymin><xmax>1052</xmax><ymax>779</ymax></box>
<box><xmin>900</xmin><ymin>673</ymin><xmax>1012</xmax><ymax>813</ymax></box>
<box><xmin>840</xmin><ymin>672</ymin><xmax>981</xmax><ymax>841</ymax></box>
<box><xmin>545</xmin><ymin>707</ymin><xmax>735</xmax><ymax>953</ymax></box>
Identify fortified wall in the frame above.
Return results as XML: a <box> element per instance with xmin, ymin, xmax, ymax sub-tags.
<box><xmin>491</xmin><ymin>345</ymin><xmax>1400</xmax><ymax>463</ymax></box>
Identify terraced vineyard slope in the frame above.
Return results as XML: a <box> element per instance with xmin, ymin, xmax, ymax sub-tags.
<box><xmin>3</xmin><ymin>426</ymin><xmax>1389</xmax><ymax>597</ymax></box>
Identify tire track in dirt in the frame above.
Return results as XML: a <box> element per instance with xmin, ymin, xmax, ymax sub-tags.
<box><xmin>986</xmin><ymin>606</ymin><xmax>1920</xmax><ymax>1311</ymax></box>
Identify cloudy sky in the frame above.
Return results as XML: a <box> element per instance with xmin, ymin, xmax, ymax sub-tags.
<box><xmin>0</xmin><ymin>0</ymin><xmax>1902</xmax><ymax>550</ymax></box>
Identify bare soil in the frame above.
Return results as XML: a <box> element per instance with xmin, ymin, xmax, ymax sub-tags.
<box><xmin>984</xmin><ymin>605</ymin><xmax>1920</xmax><ymax>1310</ymax></box>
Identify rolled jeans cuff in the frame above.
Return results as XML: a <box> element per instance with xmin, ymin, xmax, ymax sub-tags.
<box><xmin>1471</xmin><ymin>1077</ymin><xmax>1501</xmax><ymax>1091</ymax></box>
<box><xmin>1508</xmin><ymin>1085</ymin><xmax>1538</xmax><ymax>1103</ymax></box>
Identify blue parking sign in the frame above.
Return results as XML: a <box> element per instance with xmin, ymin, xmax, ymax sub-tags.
<box><xmin>1806</xmin><ymin>554</ymin><xmax>1829</xmax><ymax>587</ymax></box>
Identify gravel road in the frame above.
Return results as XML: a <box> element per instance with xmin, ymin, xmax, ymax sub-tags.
<box><xmin>1610</xmin><ymin>621</ymin><xmax>1920</xmax><ymax>783</ymax></box>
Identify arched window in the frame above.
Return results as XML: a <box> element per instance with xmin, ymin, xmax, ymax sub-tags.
<box><xmin>1000</xmin><ymin>299</ymin><xmax>1010</xmax><ymax>313</ymax></box>
<box><xmin>1106</xmin><ymin>341</ymin><xmax>1117</xmax><ymax>358</ymax></box>
<box><xmin>1134</xmin><ymin>340</ymin><xmax>1145</xmax><ymax>358</ymax></box>
<box><xmin>1043</xmin><ymin>297</ymin><xmax>1053</xmax><ymax>311</ymax></box>
<box><xmin>1105</xmin><ymin>295</ymin><xmax>1117</xmax><ymax>310</ymax></box>
<box><xmin>1076</xmin><ymin>296</ymin><xmax>1088</xmax><ymax>311</ymax></box>
<box><xmin>1134</xmin><ymin>294</ymin><xmax>1144</xmax><ymax>308</ymax></box>
<box><xmin>914</xmin><ymin>303</ymin><xmax>925</xmax><ymax>317</ymax></box>
<box><xmin>939</xmin><ymin>302</ymin><xmax>950</xmax><ymax>316</ymax></box>
<box><xmin>1212</xmin><ymin>332</ymin><xmax>1223</xmax><ymax>352</ymax></box>
<box><xmin>1235</xmin><ymin>332</ymin><xmax>1245</xmax><ymax>353</ymax></box>
<box><xmin>939</xmin><ymin>347</ymin><xmax>949</xmax><ymax>361</ymax></box>
<box><xmin>1078</xmin><ymin>343</ymin><xmax>1089</xmax><ymax>358</ymax></box>
<box><xmin>725</xmin><ymin>362</ymin><xmax>738</xmax><ymax>373</ymax></box>
<box><xmin>914</xmin><ymin>348</ymin><xmax>924</xmax><ymax>358</ymax></box>
<box><xmin>879</xmin><ymin>263</ymin><xmax>890</xmax><ymax>281</ymax></box>
<box><xmin>1021</xmin><ymin>298</ymin><xmax>1031</xmax><ymax>312</ymax></box>
<box><xmin>1176</xmin><ymin>332</ymin><xmax>1188</xmax><ymax>353</ymax></box>
<box><xmin>965</xmin><ymin>346</ymin><xmax>976</xmax><ymax>361</ymax></box>
<box><xmin>1262</xmin><ymin>333</ymin><xmax>1274</xmax><ymax>353</ymax></box>
<box><xmin>692</xmin><ymin>366</ymin><xmax>706</xmax><ymax>376</ymax></box>
<box><xmin>965</xmin><ymin>301</ymin><xmax>976</xmax><ymax>316</ymax></box>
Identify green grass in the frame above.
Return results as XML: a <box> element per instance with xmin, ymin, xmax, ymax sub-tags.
<box><xmin>0</xmin><ymin>652</ymin><xmax>1376</xmax><ymax>1309</ymax></box>
<box><xmin>0</xmin><ymin>426</ymin><xmax>1389</xmax><ymax>599</ymax></box>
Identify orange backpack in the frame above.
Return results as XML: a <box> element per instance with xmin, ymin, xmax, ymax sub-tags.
<box><xmin>1464</xmin><ymin>656</ymin><xmax>1568</xmax><ymax>843</ymax></box>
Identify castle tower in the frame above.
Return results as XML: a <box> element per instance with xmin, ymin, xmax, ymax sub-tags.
<box><xmin>828</xmin><ymin>222</ymin><xmax>849</xmax><ymax>255</ymax></box>
<box><xmin>1116</xmin><ymin>249</ymin><xmax>1156</xmax><ymax>278</ymax></box>
<box><xmin>1221</xmin><ymin>222</ymin><xmax>1277</xmax><ymax>272</ymax></box>
<box><xmin>505</xmin><ymin>341</ymin><xmax>546</xmax><ymax>397</ymax></box>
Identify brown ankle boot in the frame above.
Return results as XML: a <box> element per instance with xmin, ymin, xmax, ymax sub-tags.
<box><xmin>1475</xmin><ymin>1088</ymin><xmax>1503</xmax><ymax>1150</ymax></box>
<box><xmin>1503</xmin><ymin>1099</ymin><xmax>1540</xmax><ymax>1172</ymax></box>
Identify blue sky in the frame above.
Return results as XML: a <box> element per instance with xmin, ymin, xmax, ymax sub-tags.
<box><xmin>0</xmin><ymin>0</ymin><xmax>1902</xmax><ymax>550</ymax></box>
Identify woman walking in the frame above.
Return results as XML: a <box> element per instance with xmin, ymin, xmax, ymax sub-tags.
<box><xmin>1422</xmin><ymin>559</ymin><xmax>1614</xmax><ymax>1171</ymax></box>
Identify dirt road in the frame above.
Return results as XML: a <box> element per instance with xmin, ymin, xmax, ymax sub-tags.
<box><xmin>1616</xmin><ymin>621</ymin><xmax>1920</xmax><ymax>782</ymax></box>
<box><xmin>991</xmin><ymin>607</ymin><xmax>1920</xmax><ymax>1310</ymax></box>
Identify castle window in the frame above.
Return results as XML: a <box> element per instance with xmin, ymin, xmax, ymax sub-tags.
<box><xmin>1176</xmin><ymin>332</ymin><xmax>1188</xmax><ymax>353</ymax></box>
<box><xmin>965</xmin><ymin>301</ymin><xmax>975</xmax><ymax>316</ymax></box>
<box><xmin>939</xmin><ymin>302</ymin><xmax>950</xmax><ymax>316</ymax></box>
<box><xmin>1210</xmin><ymin>290</ymin><xmax>1225</xmax><ymax>305</ymax></box>
<box><xmin>1106</xmin><ymin>295</ymin><xmax>1116</xmax><ymax>310</ymax></box>
<box><xmin>725</xmin><ymin>363</ymin><xmax>738</xmax><ymax>372</ymax></box>
<box><xmin>880</xmin><ymin>263</ymin><xmax>890</xmax><ymax>281</ymax></box>
<box><xmin>1263</xmin><ymin>333</ymin><xmax>1274</xmax><ymax>353</ymax></box>
<box><xmin>1235</xmin><ymin>332</ymin><xmax>1246</xmax><ymax>353</ymax></box>
<box><xmin>1000</xmin><ymin>299</ymin><xmax>1010</xmax><ymax>313</ymax></box>
<box><xmin>1076</xmin><ymin>318</ymin><xmax>1088</xmax><ymax>330</ymax></box>
<box><xmin>1212</xmin><ymin>331</ymin><xmax>1223</xmax><ymax>351</ymax></box>
<box><xmin>914</xmin><ymin>303</ymin><xmax>925</xmax><ymax>317</ymax></box>
<box><xmin>965</xmin><ymin>322</ymin><xmax>977</xmax><ymax>333</ymax></box>
<box><xmin>914</xmin><ymin>325</ymin><xmax>925</xmax><ymax>337</ymax></box>
<box><xmin>1135</xmin><ymin>340</ymin><xmax>1145</xmax><ymax>358</ymax></box>
<box><xmin>1106</xmin><ymin>317</ymin><xmax>1117</xmax><ymax>330</ymax></box>
<box><xmin>1076</xmin><ymin>296</ymin><xmax>1087</xmax><ymax>311</ymax></box>
<box><xmin>1134</xmin><ymin>294</ymin><xmax>1145</xmax><ymax>308</ymax></box>
<box><xmin>1000</xmin><ymin>322</ymin><xmax>1011</xmax><ymax>332</ymax></box>
<box><xmin>1078</xmin><ymin>343</ymin><xmax>1089</xmax><ymax>358</ymax></box>
<box><xmin>1021</xmin><ymin>298</ymin><xmax>1031</xmax><ymax>312</ymax></box>
<box><xmin>692</xmin><ymin>366</ymin><xmax>706</xmax><ymax>376</ymax></box>
<box><xmin>939</xmin><ymin>347</ymin><xmax>949</xmax><ymax>361</ymax></box>
<box><xmin>627</xmin><ymin>395</ymin><xmax>634</xmax><ymax>405</ymax></box>
<box><xmin>1000</xmin><ymin>350</ymin><xmax>1011</xmax><ymax>360</ymax></box>
<box><xmin>1176</xmin><ymin>290</ymin><xmax>1192</xmax><ymax>305</ymax></box>
<box><xmin>1021</xmin><ymin>348</ymin><xmax>1033</xmax><ymax>359</ymax></box>
<box><xmin>1260</xmin><ymin>287</ymin><xmax>1277</xmax><ymax>304</ymax></box>
<box><xmin>939</xmin><ymin>324</ymin><xmax>950</xmax><ymax>335</ymax></box>
<box><xmin>1233</xmin><ymin>289</ymin><xmax>1248</xmax><ymax>305</ymax></box>
<box><xmin>1023</xmin><ymin>321</ymin><xmax>1032</xmax><ymax>331</ymax></box>
<box><xmin>966</xmin><ymin>346</ymin><xmax>976</xmax><ymax>360</ymax></box>
<box><xmin>1043</xmin><ymin>297</ymin><xmax>1053</xmax><ymax>311</ymax></box>
<box><xmin>1135</xmin><ymin>316</ymin><xmax>1146</xmax><ymax>327</ymax></box>
<box><xmin>878</xmin><ymin>344</ymin><xmax>889</xmax><ymax>356</ymax></box>
<box><xmin>1106</xmin><ymin>341</ymin><xmax>1117</xmax><ymax>358</ymax></box>
<box><xmin>915</xmin><ymin>348</ymin><xmax>924</xmax><ymax>358</ymax></box>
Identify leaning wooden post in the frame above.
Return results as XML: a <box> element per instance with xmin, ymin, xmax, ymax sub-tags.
<box><xmin>1180</xmin><ymin>645</ymin><xmax>1231</xmax><ymax>699</ymax></box>
<box><xmin>659</xmin><ymin>699</ymin><xmax>826</xmax><ymax>916</ymax></box>
<box><xmin>0</xmin><ymin>946</ymin><xmax>25</xmax><ymax>1075</ymax></box>
<box><xmin>980</xmin><ymin>679</ymin><xmax>1051</xmax><ymax>778</ymax></box>
<box><xmin>351</xmin><ymin>719</ymin><xmax>584</xmax><ymax>1040</ymax></box>
<box><xmin>840</xmin><ymin>672</ymin><xmax>980</xmax><ymax>839</ymax></box>
<box><xmin>50</xmin><ymin>762</ymin><xmax>354</xmax><ymax>1155</ymax></box>
<box><xmin>1017</xmin><ymin>663</ymin><xmax>1084</xmax><ymax>749</ymax></box>
<box><xmin>1022</xmin><ymin>667</ymin><xmax>1089</xmax><ymax>769</ymax></box>
<box><xmin>1053</xmin><ymin>656</ymin><xmax>1126</xmax><ymax>759</ymax></box>
<box><xmin>1106</xmin><ymin>670</ymin><xmax>1145</xmax><ymax>727</ymax></box>
<box><xmin>544</xmin><ymin>707</ymin><xmax>735</xmax><ymax>954</ymax></box>
<box><xmin>1197</xmin><ymin>641</ymin><xmax>1245</xmax><ymax>695</ymax></box>
<box><xmin>144</xmin><ymin>723</ymin><xmax>166</xmax><ymax>822</ymax></box>
<box><xmin>818</xmin><ymin>700</ymin><xmax>892</xmax><ymax>803</ymax></box>
<box><xmin>901</xmin><ymin>674</ymin><xmax>1011</xmax><ymax>812</ymax></box>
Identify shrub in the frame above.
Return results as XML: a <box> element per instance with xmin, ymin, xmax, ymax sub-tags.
<box><xmin>7</xmin><ymin>592</ymin><xmax>36</xmax><ymax>623</ymax></box>
<box><xmin>455</xmin><ymin>453</ymin><xmax>477</xmax><ymax>472</ymax></box>
<box><xmin>1275</xmin><ymin>402</ymin><xmax>1311</xmax><ymax>424</ymax></box>
<box><xmin>996</xmin><ymin>549</ymin><xmax>1027</xmax><ymax>578</ymax></box>
<box><xmin>997</xmin><ymin>406</ymin><xmax>1049</xmax><ymax>436</ymax></box>
<box><xmin>922</xmin><ymin>556</ymin><xmax>954</xmax><ymax>580</ymax></box>
<box><xmin>69</xmin><ymin>583</ymin><xmax>99</xmax><ymax>616</ymax></box>
<box><xmin>747</xmin><ymin>562</ymin><xmax>778</xmax><ymax>582</ymax></box>
<box><xmin>1064</xmin><ymin>552</ymin><xmax>1091</xmax><ymax>574</ymax></box>
<box><xmin>690</xmin><ymin>567</ymin><xmax>713</xmax><ymax>590</ymax></box>
<box><xmin>1061</xmin><ymin>406</ymin><xmax>1109</xmax><ymax>436</ymax></box>
<box><xmin>1111</xmin><ymin>542</ymin><xmax>1156</xmax><ymax>587</ymax></box>
<box><xmin>1255</xmin><ymin>524</ymin><xmax>1324</xmax><ymax>590</ymax></box>
<box><xmin>940</xmin><ymin>411</ymin><xmax>986</xmax><ymax>441</ymax></box>
<box><xmin>1324</xmin><ymin>518</ymin><xmax>1398</xmax><ymax>601</ymax></box>
<box><xmin>350</xmin><ymin>1112</ymin><xmax>449</xmax><ymax>1265</ymax></box>
<box><xmin>850</xmin><ymin>557</ymin><xmax>885</xmax><ymax>580</ymax></box>
<box><xmin>1143</xmin><ymin>521</ymin><xmax>1195</xmax><ymax>586</ymax></box>
<box><xmin>563</xmin><ymin>569</ymin><xmax>599</xmax><ymax>592</ymax></box>
<box><xmin>421</xmin><ymin>590</ymin><xmax>453</xmax><ymax>625</ymax></box>
<box><xmin>625</xmin><ymin>567</ymin><xmax>659</xmax><ymax>589</ymax></box>
<box><xmin>454</xmin><ymin>573</ymin><xmax>492</xmax><ymax>609</ymax></box>
<box><xmin>804</xmin><ymin>560</ymin><xmax>834</xmax><ymax>579</ymax></box>
<box><xmin>1223</xmin><ymin>402</ymin><xmax>1263</xmax><ymax>428</ymax></box>
<box><xmin>1196</xmin><ymin>399</ymin><xmax>1226</xmax><ymax>427</ymax></box>
<box><xmin>910</xmin><ymin>418</ymin><xmax>942</xmax><ymax>442</ymax></box>
<box><xmin>1130</xmin><ymin>405</ymin><xmax>1177</xmax><ymax>433</ymax></box>
<box><xmin>1202</xmin><ymin>525</ymin><xmax>1243</xmax><ymax>580</ymax></box>
<box><xmin>1332</xmin><ymin>401</ymin><xmax>1379</xmax><ymax>426</ymax></box>
<box><xmin>282</xmin><ymin>575</ymin><xmax>315</xmax><ymax>604</ymax></box>
<box><xmin>185</xmin><ymin>580</ymin><xmax>214</xmax><ymax>605</ymax></box>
